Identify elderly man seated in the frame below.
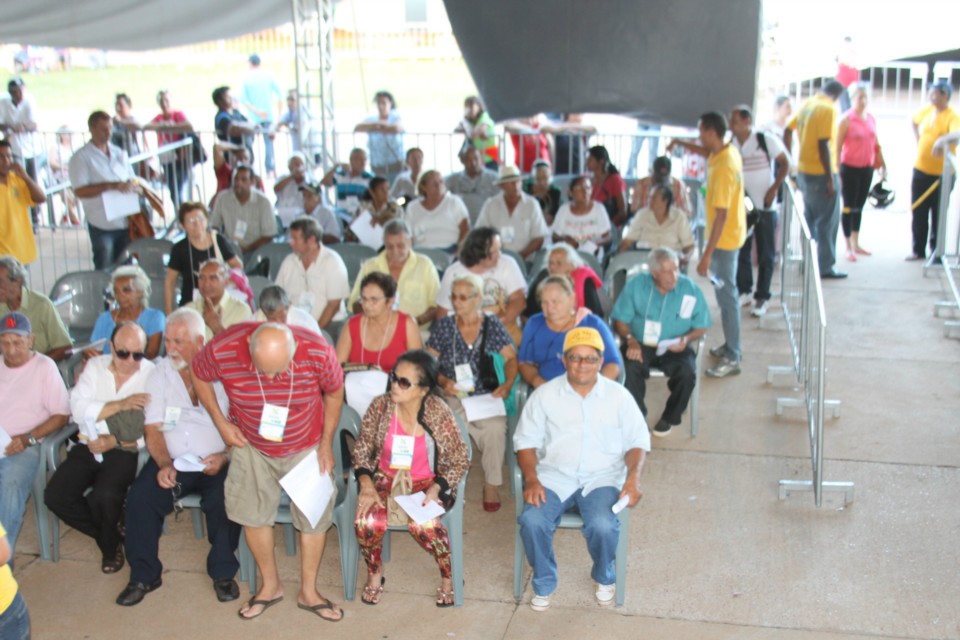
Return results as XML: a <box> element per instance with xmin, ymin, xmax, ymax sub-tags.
<box><xmin>0</xmin><ymin>312</ymin><xmax>70</xmax><ymax>556</ymax></box>
<box><xmin>348</xmin><ymin>219</ymin><xmax>440</xmax><ymax>327</ymax></box>
<box><xmin>0</xmin><ymin>255</ymin><xmax>72</xmax><ymax>362</ymax></box>
<box><xmin>116</xmin><ymin>308</ymin><xmax>241</xmax><ymax>606</ymax></box>
<box><xmin>209</xmin><ymin>165</ymin><xmax>275</xmax><ymax>255</ymax></box>
<box><xmin>514</xmin><ymin>327</ymin><xmax>648</xmax><ymax>611</ymax></box>
<box><xmin>45</xmin><ymin>322</ymin><xmax>155</xmax><ymax>575</ymax></box>
<box><xmin>275</xmin><ymin>217</ymin><xmax>349</xmax><ymax>329</ymax></box>
<box><xmin>611</xmin><ymin>247</ymin><xmax>711</xmax><ymax>437</ymax></box>
<box><xmin>185</xmin><ymin>259</ymin><xmax>252</xmax><ymax>341</ymax></box>
<box><xmin>254</xmin><ymin>284</ymin><xmax>322</xmax><ymax>334</ymax></box>
<box><xmin>476</xmin><ymin>165</ymin><xmax>549</xmax><ymax>260</ymax></box>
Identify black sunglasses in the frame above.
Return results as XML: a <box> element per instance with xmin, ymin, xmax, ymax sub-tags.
<box><xmin>389</xmin><ymin>370</ymin><xmax>422</xmax><ymax>390</ymax></box>
<box><xmin>115</xmin><ymin>349</ymin><xmax>146</xmax><ymax>362</ymax></box>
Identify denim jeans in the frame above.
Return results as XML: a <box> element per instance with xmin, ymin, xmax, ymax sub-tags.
<box><xmin>737</xmin><ymin>208</ymin><xmax>778</xmax><ymax>302</ymax></box>
<box><xmin>261</xmin><ymin>124</ymin><xmax>275</xmax><ymax>174</ymax></box>
<box><xmin>0</xmin><ymin>591</ymin><xmax>30</xmax><ymax>640</ymax></box>
<box><xmin>518</xmin><ymin>486</ymin><xmax>621</xmax><ymax>596</ymax></box>
<box><xmin>0</xmin><ymin>447</ymin><xmax>42</xmax><ymax>558</ymax></box>
<box><xmin>797</xmin><ymin>173</ymin><xmax>840</xmax><ymax>273</ymax></box>
<box><xmin>87</xmin><ymin>225</ymin><xmax>130</xmax><ymax>271</ymax></box>
<box><xmin>711</xmin><ymin>247</ymin><xmax>741</xmax><ymax>361</ymax></box>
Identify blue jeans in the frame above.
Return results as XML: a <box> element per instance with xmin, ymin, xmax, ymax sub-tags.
<box><xmin>625</xmin><ymin>122</ymin><xmax>662</xmax><ymax>179</ymax></box>
<box><xmin>518</xmin><ymin>486</ymin><xmax>621</xmax><ymax>596</ymax></box>
<box><xmin>87</xmin><ymin>225</ymin><xmax>130</xmax><ymax>271</ymax></box>
<box><xmin>260</xmin><ymin>123</ymin><xmax>275</xmax><ymax>173</ymax></box>
<box><xmin>0</xmin><ymin>447</ymin><xmax>42</xmax><ymax>559</ymax></box>
<box><xmin>737</xmin><ymin>208</ymin><xmax>778</xmax><ymax>302</ymax></box>
<box><xmin>0</xmin><ymin>591</ymin><xmax>30</xmax><ymax>640</ymax></box>
<box><xmin>711</xmin><ymin>247</ymin><xmax>741</xmax><ymax>361</ymax></box>
<box><xmin>797</xmin><ymin>173</ymin><xmax>840</xmax><ymax>273</ymax></box>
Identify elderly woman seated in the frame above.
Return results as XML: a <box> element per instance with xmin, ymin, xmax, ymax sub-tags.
<box><xmin>336</xmin><ymin>272</ymin><xmax>421</xmax><ymax>373</ymax></box>
<box><xmin>630</xmin><ymin>156</ymin><xmax>691</xmax><ymax>216</ymax></box>
<box><xmin>351</xmin><ymin>350</ymin><xmax>469</xmax><ymax>607</ymax></box>
<box><xmin>519</xmin><ymin>275</ymin><xmax>621</xmax><ymax>389</ymax></box>
<box><xmin>427</xmin><ymin>272</ymin><xmax>517</xmax><ymax>513</ymax></box>
<box><xmin>88</xmin><ymin>265</ymin><xmax>165</xmax><ymax>359</ymax></box>
<box><xmin>524</xmin><ymin>244</ymin><xmax>603</xmax><ymax>319</ymax></box>
<box><xmin>619</xmin><ymin>185</ymin><xmax>695</xmax><ymax>265</ymax></box>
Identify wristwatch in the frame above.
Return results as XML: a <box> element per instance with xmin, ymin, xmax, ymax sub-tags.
<box><xmin>26</xmin><ymin>434</ymin><xmax>38</xmax><ymax>447</ymax></box>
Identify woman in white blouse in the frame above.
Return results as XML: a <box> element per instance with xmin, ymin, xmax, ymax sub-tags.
<box><xmin>619</xmin><ymin>185</ymin><xmax>695</xmax><ymax>265</ymax></box>
<box><xmin>551</xmin><ymin>176</ymin><xmax>611</xmax><ymax>258</ymax></box>
<box><xmin>404</xmin><ymin>170</ymin><xmax>470</xmax><ymax>253</ymax></box>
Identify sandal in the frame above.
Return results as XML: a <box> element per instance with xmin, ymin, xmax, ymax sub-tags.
<box><xmin>238</xmin><ymin>595</ymin><xmax>283</xmax><ymax>620</ymax></box>
<box><xmin>361</xmin><ymin>576</ymin><xmax>385</xmax><ymax>605</ymax></box>
<box><xmin>297</xmin><ymin>596</ymin><xmax>343</xmax><ymax>622</ymax></box>
<box><xmin>436</xmin><ymin>587</ymin><xmax>455</xmax><ymax>608</ymax></box>
<box><xmin>102</xmin><ymin>547</ymin><xmax>125</xmax><ymax>574</ymax></box>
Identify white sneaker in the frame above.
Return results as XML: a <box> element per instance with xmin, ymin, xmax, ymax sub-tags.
<box><xmin>530</xmin><ymin>594</ymin><xmax>551</xmax><ymax>611</ymax></box>
<box><xmin>595</xmin><ymin>583</ymin><xmax>615</xmax><ymax>606</ymax></box>
<box><xmin>751</xmin><ymin>299</ymin><xmax>769</xmax><ymax>317</ymax></box>
<box><xmin>739</xmin><ymin>293</ymin><xmax>752</xmax><ymax>308</ymax></box>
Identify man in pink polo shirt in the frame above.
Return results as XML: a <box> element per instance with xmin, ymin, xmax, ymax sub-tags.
<box><xmin>191</xmin><ymin>321</ymin><xmax>345</xmax><ymax>622</ymax></box>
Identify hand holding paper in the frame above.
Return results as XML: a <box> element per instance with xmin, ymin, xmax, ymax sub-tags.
<box><xmin>393</xmin><ymin>491</ymin><xmax>445</xmax><ymax>524</ymax></box>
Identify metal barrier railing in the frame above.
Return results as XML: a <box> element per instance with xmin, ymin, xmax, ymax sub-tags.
<box><xmin>927</xmin><ymin>140</ymin><xmax>960</xmax><ymax>337</ymax></box>
<box><xmin>766</xmin><ymin>183</ymin><xmax>854</xmax><ymax>507</ymax></box>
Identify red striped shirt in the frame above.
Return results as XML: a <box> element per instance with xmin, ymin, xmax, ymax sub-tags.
<box><xmin>192</xmin><ymin>321</ymin><xmax>343</xmax><ymax>457</ymax></box>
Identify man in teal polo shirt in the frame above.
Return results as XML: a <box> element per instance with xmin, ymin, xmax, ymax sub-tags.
<box><xmin>612</xmin><ymin>247</ymin><xmax>711</xmax><ymax>437</ymax></box>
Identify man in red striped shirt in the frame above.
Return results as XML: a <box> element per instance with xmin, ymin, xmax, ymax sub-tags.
<box><xmin>192</xmin><ymin>321</ymin><xmax>345</xmax><ymax>621</ymax></box>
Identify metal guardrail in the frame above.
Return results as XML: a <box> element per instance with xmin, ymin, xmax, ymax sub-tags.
<box><xmin>766</xmin><ymin>183</ymin><xmax>854</xmax><ymax>507</ymax></box>
<box><xmin>927</xmin><ymin>142</ymin><xmax>960</xmax><ymax>337</ymax></box>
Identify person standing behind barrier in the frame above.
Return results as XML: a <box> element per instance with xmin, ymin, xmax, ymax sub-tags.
<box><xmin>241</xmin><ymin>54</ymin><xmax>282</xmax><ymax>179</ymax></box>
<box><xmin>729</xmin><ymin>105</ymin><xmax>789</xmax><ymax>318</ymax></box>
<box><xmin>0</xmin><ymin>140</ymin><xmax>44</xmax><ymax>265</ymax></box>
<box><xmin>784</xmin><ymin>80</ymin><xmax>846</xmax><ymax>278</ymax></box>
<box><xmin>144</xmin><ymin>90</ymin><xmax>194</xmax><ymax>209</ymax></box>
<box><xmin>355</xmin><ymin>91</ymin><xmax>405</xmax><ymax>185</ymax></box>
<box><xmin>456</xmin><ymin>96</ymin><xmax>498</xmax><ymax>170</ymax></box>
<box><xmin>0</xmin><ymin>78</ymin><xmax>44</xmax><ymax>228</ymax></box>
<box><xmin>68</xmin><ymin>110</ymin><xmax>141</xmax><ymax>270</ymax></box>
<box><xmin>837</xmin><ymin>84</ymin><xmax>886</xmax><ymax>262</ymax></box>
<box><xmin>906</xmin><ymin>80</ymin><xmax>960</xmax><ymax>261</ymax></box>
<box><xmin>697</xmin><ymin>112</ymin><xmax>746</xmax><ymax>378</ymax></box>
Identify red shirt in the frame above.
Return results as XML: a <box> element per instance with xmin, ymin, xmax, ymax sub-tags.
<box><xmin>509</xmin><ymin>129</ymin><xmax>550</xmax><ymax>173</ymax></box>
<box><xmin>346</xmin><ymin>312</ymin><xmax>411</xmax><ymax>372</ymax></box>
<box><xmin>192</xmin><ymin>321</ymin><xmax>344</xmax><ymax>457</ymax></box>
<box><xmin>151</xmin><ymin>110</ymin><xmax>188</xmax><ymax>146</ymax></box>
<box><xmin>591</xmin><ymin>173</ymin><xmax>626</xmax><ymax>210</ymax></box>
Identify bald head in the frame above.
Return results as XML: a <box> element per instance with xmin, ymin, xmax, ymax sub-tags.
<box><xmin>113</xmin><ymin>321</ymin><xmax>148</xmax><ymax>352</ymax></box>
<box><xmin>250</xmin><ymin>323</ymin><xmax>297</xmax><ymax>378</ymax></box>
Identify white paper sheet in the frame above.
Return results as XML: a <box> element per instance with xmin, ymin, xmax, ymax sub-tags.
<box><xmin>0</xmin><ymin>430</ymin><xmax>11</xmax><ymax>459</ymax></box>
<box><xmin>460</xmin><ymin>393</ymin><xmax>506</xmax><ymax>422</ymax></box>
<box><xmin>393</xmin><ymin>491</ymin><xmax>446</xmax><ymax>524</ymax></box>
<box><xmin>344</xmin><ymin>370</ymin><xmax>389</xmax><ymax>418</ymax></box>
<box><xmin>679</xmin><ymin>294</ymin><xmax>696</xmax><ymax>319</ymax></box>
<box><xmin>611</xmin><ymin>495</ymin><xmax>630</xmax><ymax>514</ymax></box>
<box><xmin>656</xmin><ymin>338</ymin><xmax>682</xmax><ymax>356</ymax></box>
<box><xmin>68</xmin><ymin>338</ymin><xmax>107</xmax><ymax>355</ymax></box>
<box><xmin>173</xmin><ymin>453</ymin><xmax>207</xmax><ymax>473</ymax></box>
<box><xmin>349</xmin><ymin>210</ymin><xmax>384</xmax><ymax>249</ymax></box>
<box><xmin>101</xmin><ymin>191</ymin><xmax>141</xmax><ymax>221</ymax></box>
<box><xmin>279</xmin><ymin>452</ymin><xmax>335</xmax><ymax>528</ymax></box>
<box><xmin>81</xmin><ymin>418</ymin><xmax>104</xmax><ymax>463</ymax></box>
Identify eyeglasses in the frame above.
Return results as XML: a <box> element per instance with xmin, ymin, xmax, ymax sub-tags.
<box><xmin>359</xmin><ymin>295</ymin><xmax>385</xmax><ymax>304</ymax></box>
<box><xmin>389</xmin><ymin>370</ymin><xmax>422</xmax><ymax>390</ymax></box>
<box><xmin>114</xmin><ymin>349</ymin><xmax>146</xmax><ymax>361</ymax></box>
<box><xmin>565</xmin><ymin>354</ymin><xmax>601</xmax><ymax>365</ymax></box>
<box><xmin>450</xmin><ymin>293</ymin><xmax>477</xmax><ymax>302</ymax></box>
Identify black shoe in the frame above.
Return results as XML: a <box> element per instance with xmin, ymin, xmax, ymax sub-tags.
<box><xmin>116</xmin><ymin>579</ymin><xmax>162</xmax><ymax>606</ymax></box>
<box><xmin>821</xmin><ymin>270</ymin><xmax>848</xmax><ymax>279</ymax></box>
<box><xmin>213</xmin><ymin>578</ymin><xmax>240</xmax><ymax>602</ymax></box>
<box><xmin>652</xmin><ymin>419</ymin><xmax>673</xmax><ymax>438</ymax></box>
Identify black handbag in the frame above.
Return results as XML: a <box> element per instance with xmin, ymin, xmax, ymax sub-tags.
<box><xmin>189</xmin><ymin>133</ymin><xmax>208</xmax><ymax>166</ymax></box>
<box><xmin>476</xmin><ymin>315</ymin><xmax>501</xmax><ymax>391</ymax></box>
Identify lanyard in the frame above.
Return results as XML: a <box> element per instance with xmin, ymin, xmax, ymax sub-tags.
<box><xmin>360</xmin><ymin>311</ymin><xmax>391</xmax><ymax>369</ymax></box>
<box><xmin>642</xmin><ymin>284</ymin><xmax>668</xmax><ymax>325</ymax></box>
<box><xmin>255</xmin><ymin>365</ymin><xmax>295</xmax><ymax>409</ymax></box>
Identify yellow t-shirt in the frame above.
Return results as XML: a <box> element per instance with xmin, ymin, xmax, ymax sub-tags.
<box><xmin>0</xmin><ymin>173</ymin><xmax>38</xmax><ymax>265</ymax></box>
<box><xmin>706</xmin><ymin>144</ymin><xmax>746</xmax><ymax>252</ymax></box>
<box><xmin>788</xmin><ymin>95</ymin><xmax>838</xmax><ymax>175</ymax></box>
<box><xmin>913</xmin><ymin>105</ymin><xmax>960</xmax><ymax>176</ymax></box>
<box><xmin>347</xmin><ymin>251</ymin><xmax>440</xmax><ymax>323</ymax></box>
<box><xmin>0</xmin><ymin>522</ymin><xmax>18</xmax><ymax>614</ymax></box>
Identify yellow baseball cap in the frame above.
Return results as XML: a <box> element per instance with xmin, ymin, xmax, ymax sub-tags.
<box><xmin>563</xmin><ymin>327</ymin><xmax>604</xmax><ymax>354</ymax></box>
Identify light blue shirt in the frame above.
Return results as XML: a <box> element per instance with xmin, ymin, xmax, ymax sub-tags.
<box><xmin>611</xmin><ymin>272</ymin><xmax>711</xmax><ymax>342</ymax></box>
<box><xmin>242</xmin><ymin>68</ymin><xmax>282</xmax><ymax>124</ymax></box>
<box><xmin>90</xmin><ymin>307</ymin><xmax>166</xmax><ymax>354</ymax></box>
<box><xmin>364</xmin><ymin>111</ymin><xmax>404</xmax><ymax>168</ymax></box>
<box><xmin>514</xmin><ymin>375</ymin><xmax>649</xmax><ymax>501</ymax></box>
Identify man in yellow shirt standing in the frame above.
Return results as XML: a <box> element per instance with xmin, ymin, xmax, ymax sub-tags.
<box><xmin>785</xmin><ymin>81</ymin><xmax>846</xmax><ymax>278</ymax></box>
<box><xmin>697</xmin><ymin>112</ymin><xmax>746</xmax><ymax>378</ymax></box>
<box><xmin>0</xmin><ymin>140</ymin><xmax>45</xmax><ymax>266</ymax></box>
<box><xmin>908</xmin><ymin>80</ymin><xmax>960</xmax><ymax>261</ymax></box>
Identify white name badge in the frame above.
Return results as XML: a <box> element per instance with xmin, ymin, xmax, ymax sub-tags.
<box><xmin>679</xmin><ymin>294</ymin><xmax>696</xmax><ymax>319</ymax></box>
<box><xmin>345</xmin><ymin>195</ymin><xmax>360</xmax><ymax>213</ymax></box>
<box><xmin>642</xmin><ymin>320</ymin><xmax>662</xmax><ymax>347</ymax></box>
<box><xmin>454</xmin><ymin>363</ymin><xmax>475</xmax><ymax>391</ymax></box>
<box><xmin>160</xmin><ymin>407</ymin><xmax>182</xmax><ymax>432</ymax></box>
<box><xmin>500</xmin><ymin>225</ymin><xmax>516</xmax><ymax>244</ymax></box>
<box><xmin>390</xmin><ymin>434</ymin><xmax>415</xmax><ymax>470</ymax></box>
<box><xmin>259</xmin><ymin>403</ymin><xmax>289</xmax><ymax>442</ymax></box>
<box><xmin>233</xmin><ymin>219</ymin><xmax>248</xmax><ymax>241</ymax></box>
<box><xmin>192</xmin><ymin>288</ymin><xmax>202</xmax><ymax>302</ymax></box>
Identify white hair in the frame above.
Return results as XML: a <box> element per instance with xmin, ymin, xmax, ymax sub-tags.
<box><xmin>549</xmin><ymin>243</ymin><xmax>584</xmax><ymax>269</ymax></box>
<box><xmin>166</xmin><ymin>307</ymin><xmax>205</xmax><ymax>342</ymax></box>
<box><xmin>112</xmin><ymin>265</ymin><xmax>152</xmax><ymax>305</ymax></box>
<box><xmin>452</xmin><ymin>272</ymin><xmax>484</xmax><ymax>299</ymax></box>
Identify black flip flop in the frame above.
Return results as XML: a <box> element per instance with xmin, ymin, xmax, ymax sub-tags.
<box><xmin>238</xmin><ymin>595</ymin><xmax>283</xmax><ymax>620</ymax></box>
<box><xmin>297</xmin><ymin>598</ymin><xmax>344</xmax><ymax>622</ymax></box>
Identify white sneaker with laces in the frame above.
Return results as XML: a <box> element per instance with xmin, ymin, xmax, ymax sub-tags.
<box><xmin>530</xmin><ymin>594</ymin><xmax>551</xmax><ymax>612</ymax></box>
<box><xmin>595</xmin><ymin>583</ymin><xmax>615</xmax><ymax>606</ymax></box>
<box><xmin>739</xmin><ymin>293</ymin><xmax>752</xmax><ymax>308</ymax></box>
<box><xmin>751</xmin><ymin>299</ymin><xmax>769</xmax><ymax>317</ymax></box>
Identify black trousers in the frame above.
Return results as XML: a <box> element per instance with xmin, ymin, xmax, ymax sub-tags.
<box><xmin>910</xmin><ymin>169</ymin><xmax>941</xmax><ymax>258</ymax></box>
<box><xmin>621</xmin><ymin>344</ymin><xmax>697</xmax><ymax>426</ymax></box>
<box><xmin>124</xmin><ymin>458</ymin><xmax>240</xmax><ymax>584</ymax></box>
<box><xmin>840</xmin><ymin>164</ymin><xmax>874</xmax><ymax>237</ymax></box>
<box><xmin>44</xmin><ymin>444</ymin><xmax>138</xmax><ymax>556</ymax></box>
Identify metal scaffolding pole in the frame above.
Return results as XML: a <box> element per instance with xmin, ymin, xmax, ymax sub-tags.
<box><xmin>291</xmin><ymin>0</ymin><xmax>337</xmax><ymax>171</ymax></box>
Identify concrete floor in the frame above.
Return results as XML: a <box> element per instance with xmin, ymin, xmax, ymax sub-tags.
<box><xmin>11</xmin><ymin>206</ymin><xmax>960</xmax><ymax>639</ymax></box>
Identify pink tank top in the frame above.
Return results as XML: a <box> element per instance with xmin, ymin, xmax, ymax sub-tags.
<box><xmin>378</xmin><ymin>412</ymin><xmax>433</xmax><ymax>480</ymax></box>
<box><xmin>840</xmin><ymin>109</ymin><xmax>877</xmax><ymax>169</ymax></box>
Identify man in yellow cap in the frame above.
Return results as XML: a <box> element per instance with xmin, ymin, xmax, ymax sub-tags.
<box><xmin>513</xmin><ymin>326</ymin><xmax>649</xmax><ymax>612</ymax></box>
